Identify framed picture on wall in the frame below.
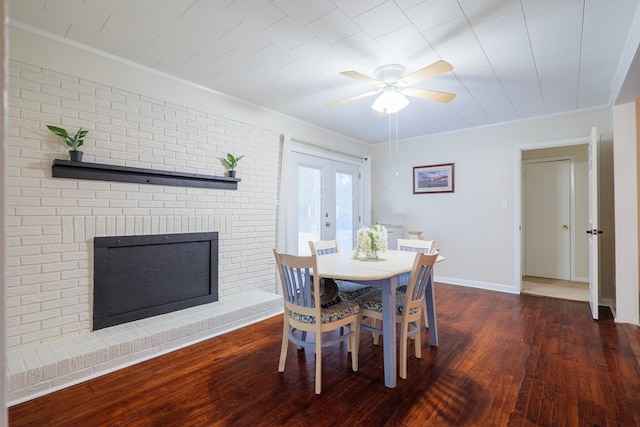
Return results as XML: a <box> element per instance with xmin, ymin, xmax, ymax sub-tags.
<box><xmin>413</xmin><ymin>163</ymin><xmax>455</xmax><ymax>194</ymax></box>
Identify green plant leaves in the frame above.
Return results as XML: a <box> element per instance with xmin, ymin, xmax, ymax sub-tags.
<box><xmin>47</xmin><ymin>125</ymin><xmax>88</xmax><ymax>150</ymax></box>
<box><xmin>220</xmin><ymin>153</ymin><xmax>245</xmax><ymax>170</ymax></box>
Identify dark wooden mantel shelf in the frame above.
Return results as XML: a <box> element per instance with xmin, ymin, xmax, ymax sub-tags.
<box><xmin>52</xmin><ymin>159</ymin><xmax>240</xmax><ymax>190</ymax></box>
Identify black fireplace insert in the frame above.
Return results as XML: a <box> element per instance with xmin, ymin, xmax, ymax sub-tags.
<box><xmin>93</xmin><ymin>232</ymin><xmax>219</xmax><ymax>330</ymax></box>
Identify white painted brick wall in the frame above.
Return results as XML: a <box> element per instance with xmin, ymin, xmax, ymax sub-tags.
<box><xmin>7</xmin><ymin>60</ymin><xmax>281</xmax><ymax>349</ymax></box>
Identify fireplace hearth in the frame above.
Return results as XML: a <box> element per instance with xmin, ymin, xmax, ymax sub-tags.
<box><xmin>93</xmin><ymin>232</ymin><xmax>219</xmax><ymax>330</ymax></box>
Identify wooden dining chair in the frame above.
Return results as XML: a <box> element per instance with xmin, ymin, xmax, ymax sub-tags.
<box><xmin>309</xmin><ymin>240</ymin><xmax>372</xmax><ymax>300</ymax></box>
<box><xmin>356</xmin><ymin>251</ymin><xmax>438</xmax><ymax>379</ymax></box>
<box><xmin>397</xmin><ymin>238</ymin><xmax>435</xmax><ymax>254</ymax></box>
<box><xmin>273</xmin><ymin>249</ymin><xmax>361</xmax><ymax>394</ymax></box>
<box><xmin>397</xmin><ymin>238</ymin><xmax>436</xmax><ymax>326</ymax></box>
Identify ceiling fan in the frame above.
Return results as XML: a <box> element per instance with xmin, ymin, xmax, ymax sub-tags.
<box><xmin>326</xmin><ymin>60</ymin><xmax>456</xmax><ymax>114</ymax></box>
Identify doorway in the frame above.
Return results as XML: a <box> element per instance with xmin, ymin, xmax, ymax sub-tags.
<box><xmin>291</xmin><ymin>152</ymin><xmax>361</xmax><ymax>255</ymax></box>
<box><xmin>518</xmin><ymin>143</ymin><xmax>590</xmax><ymax>300</ymax></box>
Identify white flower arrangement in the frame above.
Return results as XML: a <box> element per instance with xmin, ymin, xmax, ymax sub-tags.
<box><xmin>354</xmin><ymin>224</ymin><xmax>388</xmax><ymax>259</ymax></box>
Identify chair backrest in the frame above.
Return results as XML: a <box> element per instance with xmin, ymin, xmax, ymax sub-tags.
<box><xmin>309</xmin><ymin>240</ymin><xmax>339</xmax><ymax>256</ymax></box>
<box><xmin>404</xmin><ymin>251</ymin><xmax>439</xmax><ymax>306</ymax></box>
<box><xmin>273</xmin><ymin>249</ymin><xmax>320</xmax><ymax>314</ymax></box>
<box><xmin>397</xmin><ymin>238</ymin><xmax>435</xmax><ymax>254</ymax></box>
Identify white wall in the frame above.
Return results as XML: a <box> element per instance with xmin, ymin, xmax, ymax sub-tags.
<box><xmin>613</xmin><ymin>101</ymin><xmax>639</xmax><ymax>325</ymax></box>
<box><xmin>371</xmin><ymin>108</ymin><xmax>613</xmax><ymax>294</ymax></box>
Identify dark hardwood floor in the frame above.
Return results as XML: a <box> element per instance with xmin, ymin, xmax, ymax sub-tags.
<box><xmin>9</xmin><ymin>284</ymin><xmax>640</xmax><ymax>426</ymax></box>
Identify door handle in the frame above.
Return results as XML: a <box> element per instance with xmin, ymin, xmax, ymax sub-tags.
<box><xmin>562</xmin><ymin>225</ymin><xmax>568</xmax><ymax>230</ymax></box>
<box><xmin>325</xmin><ymin>221</ymin><xmax>331</xmax><ymax>227</ymax></box>
<box><xmin>586</xmin><ymin>229</ymin><xmax>603</xmax><ymax>235</ymax></box>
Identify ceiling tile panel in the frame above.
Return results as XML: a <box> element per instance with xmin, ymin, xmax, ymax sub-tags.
<box><xmin>577</xmin><ymin>63</ymin><xmax>613</xmax><ymax>108</ymax></box>
<box><xmin>436</xmin><ymin>37</ymin><xmax>492</xmax><ymax>76</ymax></box>
<box><xmin>535</xmin><ymin>49</ymin><xmax>580</xmax><ymax>112</ymax></box>
<box><xmin>272</xmin><ymin>0</ymin><xmax>336</xmax><ymax>25</ymax></box>
<box><xmin>331</xmin><ymin>0</ymin><xmax>387</xmax><ymax>19</ymax></box>
<box><xmin>260</xmin><ymin>17</ymin><xmax>315</xmax><ymax>50</ymax></box>
<box><xmin>472</xmin><ymin>10</ymin><xmax>532</xmax><ymax>65</ymax></box>
<box><xmin>493</xmin><ymin>65</ymin><xmax>546</xmax><ymax>117</ymax></box>
<box><xmin>224</xmin><ymin>0</ymin><xmax>286</xmax><ymax>32</ymax></box>
<box><xmin>526</xmin><ymin>2</ymin><xmax>583</xmax><ymax>54</ymax></box>
<box><xmin>581</xmin><ymin>0</ymin><xmax>638</xmax><ymax>66</ymax></box>
<box><xmin>330</xmin><ymin>31</ymin><xmax>382</xmax><ymax>63</ymax></box>
<box><xmin>290</xmin><ymin>37</ymin><xmax>340</xmax><ymax>65</ymax></box>
<box><xmin>422</xmin><ymin>16</ymin><xmax>475</xmax><ymax>51</ymax></box>
<box><xmin>395</xmin><ymin>0</ymin><xmax>426</xmax><ymax>11</ymax></box>
<box><xmin>405</xmin><ymin>0</ymin><xmax>465</xmax><ymax>32</ymax></box>
<box><xmin>252</xmin><ymin>43</ymin><xmax>302</xmax><ymax>70</ymax></box>
<box><xmin>446</xmin><ymin>92</ymin><xmax>494</xmax><ymax>127</ymax></box>
<box><xmin>375</xmin><ymin>24</ymin><xmax>431</xmax><ymax>57</ymax></box>
<box><xmin>460</xmin><ymin>0</ymin><xmax>521</xmax><ymax>25</ymax></box>
<box><xmin>521</xmin><ymin>0</ymin><xmax>580</xmax><ymax>19</ymax></box>
<box><xmin>304</xmin><ymin>8</ymin><xmax>361</xmax><ymax>45</ymax></box>
<box><xmin>457</xmin><ymin>69</ymin><xmax>519</xmax><ymax>122</ymax></box>
<box><xmin>176</xmin><ymin>1</ymin><xmax>240</xmax><ymax>38</ymax></box>
<box><xmin>353</xmin><ymin>2</ymin><xmax>411</xmax><ymax>39</ymax></box>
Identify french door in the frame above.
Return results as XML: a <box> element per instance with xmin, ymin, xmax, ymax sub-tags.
<box><xmin>292</xmin><ymin>152</ymin><xmax>360</xmax><ymax>255</ymax></box>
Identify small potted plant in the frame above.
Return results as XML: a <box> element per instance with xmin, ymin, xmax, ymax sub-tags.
<box><xmin>47</xmin><ymin>125</ymin><xmax>89</xmax><ymax>161</ymax></box>
<box><xmin>220</xmin><ymin>153</ymin><xmax>245</xmax><ymax>178</ymax></box>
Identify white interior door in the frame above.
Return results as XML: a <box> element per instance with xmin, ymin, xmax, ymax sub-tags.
<box><xmin>588</xmin><ymin>127</ymin><xmax>601</xmax><ymax>319</ymax></box>
<box><xmin>292</xmin><ymin>152</ymin><xmax>360</xmax><ymax>255</ymax></box>
<box><xmin>524</xmin><ymin>159</ymin><xmax>572</xmax><ymax>279</ymax></box>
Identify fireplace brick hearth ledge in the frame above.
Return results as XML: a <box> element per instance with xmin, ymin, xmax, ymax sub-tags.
<box><xmin>6</xmin><ymin>291</ymin><xmax>283</xmax><ymax>406</ymax></box>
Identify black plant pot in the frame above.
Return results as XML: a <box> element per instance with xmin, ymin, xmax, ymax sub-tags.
<box><xmin>69</xmin><ymin>150</ymin><xmax>83</xmax><ymax>161</ymax></box>
<box><xmin>227</xmin><ymin>170</ymin><xmax>236</xmax><ymax>178</ymax></box>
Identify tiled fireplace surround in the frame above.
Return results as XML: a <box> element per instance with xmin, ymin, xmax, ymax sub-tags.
<box><xmin>7</xmin><ymin>60</ymin><xmax>284</xmax><ymax>404</ymax></box>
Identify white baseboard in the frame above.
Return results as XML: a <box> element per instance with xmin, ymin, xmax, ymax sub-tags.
<box><xmin>435</xmin><ymin>275</ymin><xmax>519</xmax><ymax>294</ymax></box>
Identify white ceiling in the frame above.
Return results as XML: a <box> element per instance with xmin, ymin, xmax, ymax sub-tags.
<box><xmin>8</xmin><ymin>0</ymin><xmax>640</xmax><ymax>143</ymax></box>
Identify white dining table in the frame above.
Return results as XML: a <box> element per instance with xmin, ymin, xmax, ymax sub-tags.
<box><xmin>316</xmin><ymin>249</ymin><xmax>444</xmax><ymax>388</ymax></box>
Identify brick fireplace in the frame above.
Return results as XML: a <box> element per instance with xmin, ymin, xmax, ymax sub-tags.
<box><xmin>6</xmin><ymin>58</ymin><xmax>283</xmax><ymax>404</ymax></box>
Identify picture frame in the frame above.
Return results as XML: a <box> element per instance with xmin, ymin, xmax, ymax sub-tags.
<box><xmin>413</xmin><ymin>163</ymin><xmax>455</xmax><ymax>194</ymax></box>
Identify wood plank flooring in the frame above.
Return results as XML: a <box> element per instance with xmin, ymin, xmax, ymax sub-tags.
<box><xmin>9</xmin><ymin>284</ymin><xmax>640</xmax><ymax>426</ymax></box>
<box><xmin>521</xmin><ymin>276</ymin><xmax>589</xmax><ymax>302</ymax></box>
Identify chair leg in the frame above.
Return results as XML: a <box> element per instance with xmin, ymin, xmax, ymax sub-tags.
<box><xmin>372</xmin><ymin>318</ymin><xmax>381</xmax><ymax>345</ymax></box>
<box><xmin>399</xmin><ymin>324</ymin><xmax>408</xmax><ymax>380</ymax></box>
<box><xmin>351</xmin><ymin>317</ymin><xmax>360</xmax><ymax>372</ymax></box>
<box><xmin>278</xmin><ymin>321</ymin><xmax>289</xmax><ymax>372</ymax></box>
<box><xmin>415</xmin><ymin>321</ymin><xmax>423</xmax><ymax>360</ymax></box>
<box><xmin>315</xmin><ymin>333</ymin><xmax>322</xmax><ymax>394</ymax></box>
<box><xmin>423</xmin><ymin>299</ymin><xmax>429</xmax><ymax>327</ymax></box>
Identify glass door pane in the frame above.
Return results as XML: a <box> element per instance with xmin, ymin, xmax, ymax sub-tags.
<box><xmin>335</xmin><ymin>171</ymin><xmax>354</xmax><ymax>250</ymax></box>
<box><xmin>297</xmin><ymin>165</ymin><xmax>321</xmax><ymax>254</ymax></box>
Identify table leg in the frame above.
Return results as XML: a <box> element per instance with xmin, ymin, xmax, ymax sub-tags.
<box><xmin>424</xmin><ymin>268</ymin><xmax>438</xmax><ymax>346</ymax></box>
<box><xmin>381</xmin><ymin>277</ymin><xmax>397</xmax><ymax>388</ymax></box>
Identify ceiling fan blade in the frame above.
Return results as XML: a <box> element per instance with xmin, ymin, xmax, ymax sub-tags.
<box><xmin>403</xmin><ymin>87</ymin><xmax>456</xmax><ymax>103</ymax></box>
<box><xmin>400</xmin><ymin>60</ymin><xmax>453</xmax><ymax>86</ymax></box>
<box><xmin>326</xmin><ymin>90</ymin><xmax>379</xmax><ymax>108</ymax></box>
<box><xmin>340</xmin><ymin>71</ymin><xmax>383</xmax><ymax>87</ymax></box>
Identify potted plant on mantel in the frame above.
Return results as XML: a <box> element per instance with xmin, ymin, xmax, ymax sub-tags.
<box><xmin>220</xmin><ymin>153</ymin><xmax>245</xmax><ymax>178</ymax></box>
<box><xmin>47</xmin><ymin>125</ymin><xmax>89</xmax><ymax>161</ymax></box>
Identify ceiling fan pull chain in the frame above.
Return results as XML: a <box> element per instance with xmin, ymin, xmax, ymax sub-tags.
<box><xmin>395</xmin><ymin>113</ymin><xmax>399</xmax><ymax>176</ymax></box>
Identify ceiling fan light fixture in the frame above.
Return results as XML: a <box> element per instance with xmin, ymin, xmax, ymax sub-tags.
<box><xmin>371</xmin><ymin>87</ymin><xmax>409</xmax><ymax>114</ymax></box>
